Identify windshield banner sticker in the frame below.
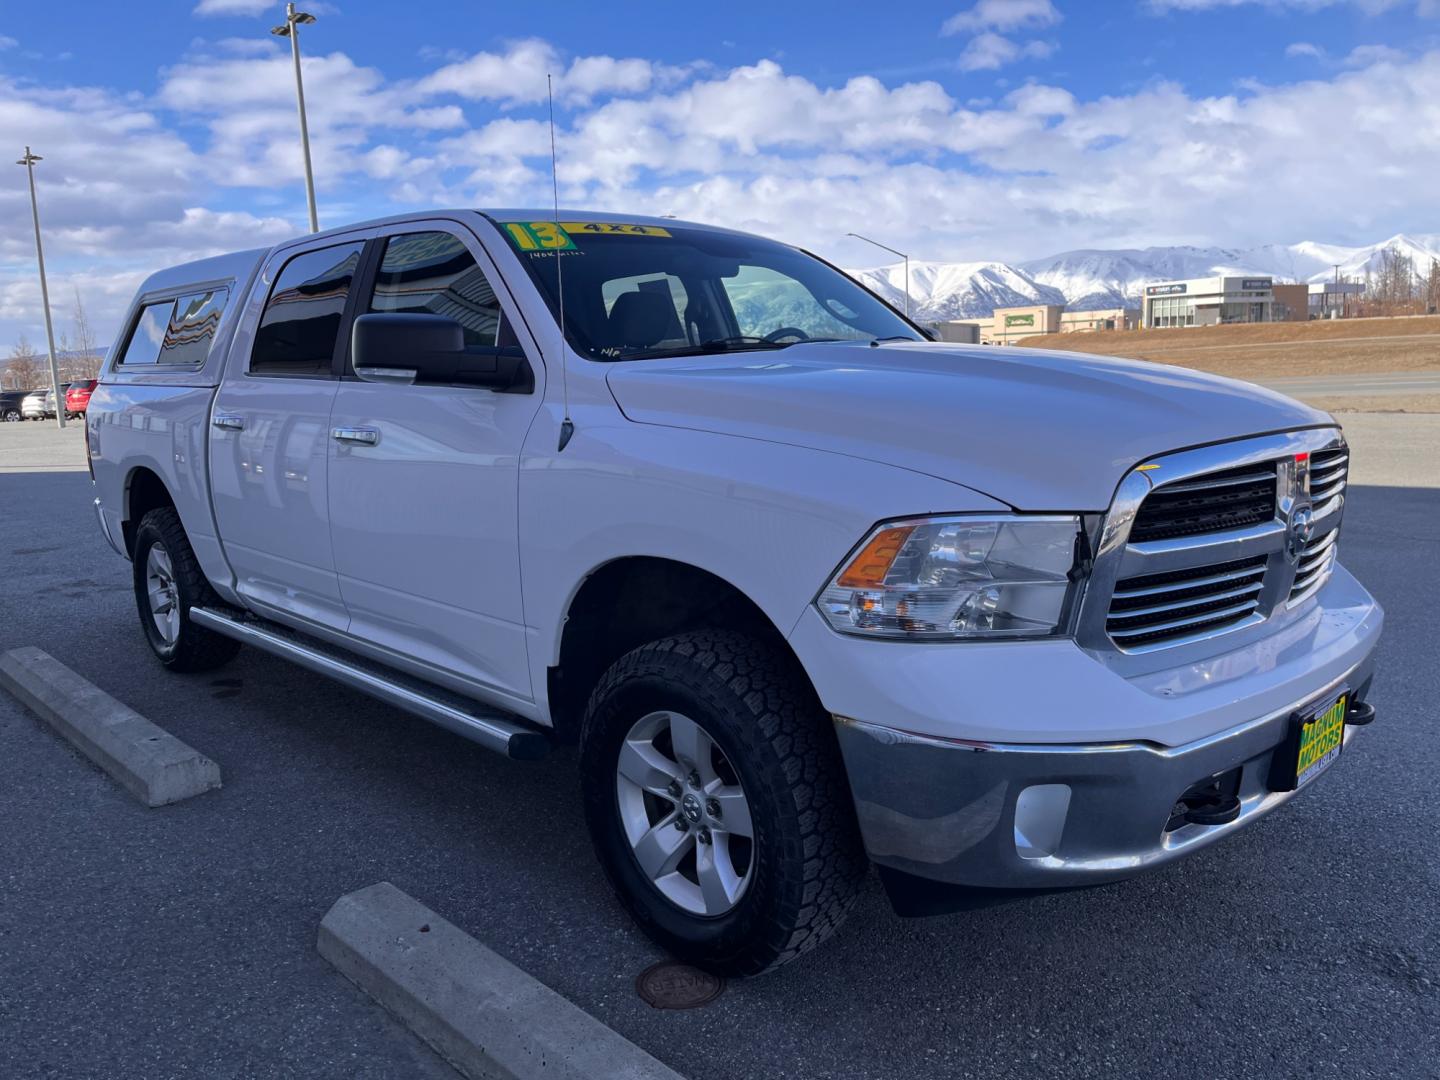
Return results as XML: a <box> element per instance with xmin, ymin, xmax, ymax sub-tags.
<box><xmin>502</xmin><ymin>222</ymin><xmax>577</xmax><ymax>251</ymax></box>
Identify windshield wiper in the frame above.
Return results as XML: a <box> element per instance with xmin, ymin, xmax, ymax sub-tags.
<box><xmin>869</xmin><ymin>335</ymin><xmax>921</xmax><ymax>346</ymax></box>
<box><xmin>697</xmin><ymin>336</ymin><xmax>791</xmax><ymax>350</ymax></box>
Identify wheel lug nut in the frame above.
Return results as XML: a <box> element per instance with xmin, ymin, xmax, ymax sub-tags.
<box><xmin>697</xmin><ymin>827</ymin><xmax>711</xmax><ymax>845</ymax></box>
<box><xmin>674</xmin><ymin>817</ymin><xmax>689</xmax><ymax>832</ymax></box>
<box><xmin>706</xmin><ymin>799</ymin><xmax>721</xmax><ymax>817</ymax></box>
<box><xmin>688</xmin><ymin>771</ymin><xmax>701</xmax><ymax>788</ymax></box>
<box><xmin>667</xmin><ymin>779</ymin><xmax>682</xmax><ymax>798</ymax></box>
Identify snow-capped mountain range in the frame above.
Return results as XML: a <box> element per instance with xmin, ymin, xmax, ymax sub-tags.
<box><xmin>848</xmin><ymin>233</ymin><xmax>1440</xmax><ymax>322</ymax></box>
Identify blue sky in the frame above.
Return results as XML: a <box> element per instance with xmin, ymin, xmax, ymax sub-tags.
<box><xmin>2</xmin><ymin>0</ymin><xmax>1438</xmax><ymax>346</ymax></box>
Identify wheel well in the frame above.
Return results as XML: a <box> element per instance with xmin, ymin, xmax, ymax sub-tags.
<box><xmin>121</xmin><ymin>467</ymin><xmax>176</xmax><ymax>557</ymax></box>
<box><xmin>549</xmin><ymin>557</ymin><xmax>816</xmax><ymax>744</ymax></box>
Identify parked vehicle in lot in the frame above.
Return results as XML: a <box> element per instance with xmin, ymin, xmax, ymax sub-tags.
<box><xmin>21</xmin><ymin>389</ymin><xmax>48</xmax><ymax>420</ymax></box>
<box><xmin>64</xmin><ymin>379</ymin><xmax>98</xmax><ymax>418</ymax></box>
<box><xmin>87</xmin><ymin>210</ymin><xmax>1382</xmax><ymax>974</ymax></box>
<box><xmin>1</xmin><ymin>389</ymin><xmax>32</xmax><ymax>421</ymax></box>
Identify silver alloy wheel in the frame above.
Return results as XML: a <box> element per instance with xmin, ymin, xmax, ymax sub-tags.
<box><xmin>616</xmin><ymin>710</ymin><xmax>755</xmax><ymax>917</ymax></box>
<box><xmin>145</xmin><ymin>543</ymin><xmax>181</xmax><ymax>645</ymax></box>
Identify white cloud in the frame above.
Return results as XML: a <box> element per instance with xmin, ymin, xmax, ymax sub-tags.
<box><xmin>1344</xmin><ymin>44</ymin><xmax>1407</xmax><ymax>64</ymax></box>
<box><xmin>3</xmin><ymin>37</ymin><xmax>1439</xmax><ymax>349</ymax></box>
<box><xmin>0</xmin><ymin>35</ymin><xmax>17</xmax><ymax>49</ymax></box>
<box><xmin>959</xmin><ymin>33</ymin><xmax>1055</xmax><ymax>71</ymax></box>
<box><xmin>942</xmin><ymin>0</ymin><xmax>1062</xmax><ymax>34</ymax></box>
<box><xmin>1285</xmin><ymin>41</ymin><xmax>1326</xmax><ymax>59</ymax></box>
<box><xmin>192</xmin><ymin>0</ymin><xmax>278</xmax><ymax>15</ymax></box>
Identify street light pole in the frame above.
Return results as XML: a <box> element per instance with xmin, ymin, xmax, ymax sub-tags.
<box><xmin>848</xmin><ymin>232</ymin><xmax>911</xmax><ymax>319</ymax></box>
<box><xmin>272</xmin><ymin>3</ymin><xmax>320</xmax><ymax>233</ymax></box>
<box><xmin>16</xmin><ymin>147</ymin><xmax>66</xmax><ymax>431</ymax></box>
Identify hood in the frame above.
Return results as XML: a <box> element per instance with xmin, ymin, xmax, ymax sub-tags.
<box><xmin>605</xmin><ymin>340</ymin><xmax>1333</xmax><ymax>510</ymax></box>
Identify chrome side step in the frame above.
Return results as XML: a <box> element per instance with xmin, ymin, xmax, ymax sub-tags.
<box><xmin>190</xmin><ymin>607</ymin><xmax>549</xmax><ymax>761</ymax></box>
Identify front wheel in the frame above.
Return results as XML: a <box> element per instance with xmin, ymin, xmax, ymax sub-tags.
<box><xmin>580</xmin><ymin>631</ymin><xmax>866</xmax><ymax>976</ymax></box>
<box><xmin>2</xmin><ymin>410</ymin><xmax>19</xmax><ymax>422</ymax></box>
<box><xmin>132</xmin><ymin>507</ymin><xmax>240</xmax><ymax>672</ymax></box>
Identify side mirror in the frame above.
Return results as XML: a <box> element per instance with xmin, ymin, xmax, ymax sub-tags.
<box><xmin>351</xmin><ymin>312</ymin><xmax>533</xmax><ymax>393</ymax></box>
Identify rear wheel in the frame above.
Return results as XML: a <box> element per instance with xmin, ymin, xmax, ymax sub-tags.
<box><xmin>2</xmin><ymin>409</ymin><xmax>19</xmax><ymax>422</ymax></box>
<box><xmin>580</xmin><ymin>631</ymin><xmax>866</xmax><ymax>976</ymax></box>
<box><xmin>132</xmin><ymin>507</ymin><xmax>240</xmax><ymax>672</ymax></box>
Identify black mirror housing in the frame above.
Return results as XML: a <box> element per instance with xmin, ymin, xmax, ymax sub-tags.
<box><xmin>351</xmin><ymin>312</ymin><xmax>533</xmax><ymax>393</ymax></box>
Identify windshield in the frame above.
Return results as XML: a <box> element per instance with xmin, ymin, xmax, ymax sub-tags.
<box><xmin>494</xmin><ymin>219</ymin><xmax>922</xmax><ymax>361</ymax></box>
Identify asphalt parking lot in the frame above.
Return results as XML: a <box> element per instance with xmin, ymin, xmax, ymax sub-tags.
<box><xmin>2</xmin><ymin>415</ymin><xmax>1438</xmax><ymax>1080</ymax></box>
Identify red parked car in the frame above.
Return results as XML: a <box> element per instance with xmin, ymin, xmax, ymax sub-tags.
<box><xmin>64</xmin><ymin>379</ymin><xmax>98</xmax><ymax>419</ymax></box>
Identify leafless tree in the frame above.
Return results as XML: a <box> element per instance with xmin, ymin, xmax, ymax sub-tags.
<box><xmin>1427</xmin><ymin>258</ymin><xmax>1440</xmax><ymax>315</ymax></box>
<box><xmin>5</xmin><ymin>335</ymin><xmax>46</xmax><ymax>390</ymax></box>
<box><xmin>62</xmin><ymin>288</ymin><xmax>104</xmax><ymax>380</ymax></box>
<box><xmin>1363</xmin><ymin>246</ymin><xmax>1422</xmax><ymax>316</ymax></box>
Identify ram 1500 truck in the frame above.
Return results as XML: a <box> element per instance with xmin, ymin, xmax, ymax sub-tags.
<box><xmin>87</xmin><ymin>210</ymin><xmax>1382</xmax><ymax>974</ymax></box>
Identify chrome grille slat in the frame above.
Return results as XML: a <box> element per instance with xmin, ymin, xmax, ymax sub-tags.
<box><xmin>1108</xmin><ymin>599</ymin><xmax>1261</xmax><ymax>641</ymax></box>
<box><xmin>1108</xmin><ymin>581</ymin><xmax>1264</xmax><ymax>622</ymax></box>
<box><xmin>1127</xmin><ymin>462</ymin><xmax>1278</xmax><ymax>544</ymax></box>
<box><xmin>1111</xmin><ymin>562</ymin><xmax>1268</xmax><ymax>600</ymax></box>
<box><xmin>1159</xmin><ymin>469</ymin><xmax>1277</xmax><ymax>494</ymax></box>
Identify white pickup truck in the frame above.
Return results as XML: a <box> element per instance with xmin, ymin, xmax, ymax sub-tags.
<box><xmin>88</xmin><ymin>210</ymin><xmax>1382</xmax><ymax>974</ymax></box>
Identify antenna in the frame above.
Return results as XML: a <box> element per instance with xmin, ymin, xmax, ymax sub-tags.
<box><xmin>549</xmin><ymin>74</ymin><xmax>574</xmax><ymax>452</ymax></box>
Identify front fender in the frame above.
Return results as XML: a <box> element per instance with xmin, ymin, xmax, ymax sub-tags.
<box><xmin>518</xmin><ymin>411</ymin><xmax>1006</xmax><ymax>699</ymax></box>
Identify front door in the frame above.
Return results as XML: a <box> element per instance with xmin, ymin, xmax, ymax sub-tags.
<box><xmin>326</xmin><ymin>225</ymin><xmax>543</xmax><ymax>704</ymax></box>
<box><xmin>210</xmin><ymin>239</ymin><xmax>365</xmax><ymax>631</ymax></box>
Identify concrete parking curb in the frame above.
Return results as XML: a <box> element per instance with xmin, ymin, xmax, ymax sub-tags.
<box><xmin>318</xmin><ymin>882</ymin><xmax>686</xmax><ymax>1080</ymax></box>
<box><xmin>0</xmin><ymin>646</ymin><xmax>221</xmax><ymax>807</ymax></box>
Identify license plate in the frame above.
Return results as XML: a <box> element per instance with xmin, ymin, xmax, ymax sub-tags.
<box><xmin>1295</xmin><ymin>692</ymin><xmax>1347</xmax><ymax>787</ymax></box>
<box><xmin>1268</xmin><ymin>688</ymin><xmax>1348</xmax><ymax>792</ymax></box>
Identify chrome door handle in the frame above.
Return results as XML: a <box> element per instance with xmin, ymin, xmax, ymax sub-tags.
<box><xmin>212</xmin><ymin>414</ymin><xmax>245</xmax><ymax>431</ymax></box>
<box><xmin>331</xmin><ymin>426</ymin><xmax>380</xmax><ymax>446</ymax></box>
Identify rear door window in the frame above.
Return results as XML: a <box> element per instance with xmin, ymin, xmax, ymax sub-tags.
<box><xmin>251</xmin><ymin>242</ymin><xmax>365</xmax><ymax>376</ymax></box>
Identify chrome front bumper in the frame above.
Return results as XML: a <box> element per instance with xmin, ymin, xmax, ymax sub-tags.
<box><xmin>834</xmin><ymin>656</ymin><xmax>1377</xmax><ymax>889</ymax></box>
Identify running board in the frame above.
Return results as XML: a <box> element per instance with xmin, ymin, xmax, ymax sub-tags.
<box><xmin>190</xmin><ymin>607</ymin><xmax>549</xmax><ymax>761</ymax></box>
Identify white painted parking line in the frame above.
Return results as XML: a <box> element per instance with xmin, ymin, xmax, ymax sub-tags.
<box><xmin>318</xmin><ymin>882</ymin><xmax>686</xmax><ymax>1080</ymax></box>
<box><xmin>0</xmin><ymin>646</ymin><xmax>221</xmax><ymax>807</ymax></box>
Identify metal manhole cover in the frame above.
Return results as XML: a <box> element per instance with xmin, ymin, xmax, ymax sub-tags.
<box><xmin>635</xmin><ymin>962</ymin><xmax>726</xmax><ymax>1009</ymax></box>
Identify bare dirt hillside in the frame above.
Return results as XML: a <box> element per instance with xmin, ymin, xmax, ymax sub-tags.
<box><xmin>1019</xmin><ymin>315</ymin><xmax>1440</xmax><ymax>379</ymax></box>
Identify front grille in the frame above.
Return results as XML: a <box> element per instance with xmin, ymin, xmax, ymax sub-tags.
<box><xmin>1128</xmin><ymin>463</ymin><xmax>1278</xmax><ymax>543</ymax></box>
<box><xmin>1308</xmin><ymin>447</ymin><xmax>1348</xmax><ymax>507</ymax></box>
<box><xmin>1106</xmin><ymin>555</ymin><xmax>1268</xmax><ymax>648</ymax></box>
<box><xmin>1289</xmin><ymin>528</ymin><xmax>1338</xmax><ymax>602</ymax></box>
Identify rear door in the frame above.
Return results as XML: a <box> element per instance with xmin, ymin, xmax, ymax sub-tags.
<box><xmin>325</xmin><ymin>223</ymin><xmax>544</xmax><ymax>702</ymax></box>
<box><xmin>210</xmin><ymin>237</ymin><xmax>367</xmax><ymax>631</ymax></box>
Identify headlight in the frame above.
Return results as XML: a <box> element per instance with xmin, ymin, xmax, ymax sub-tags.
<box><xmin>817</xmin><ymin>515</ymin><xmax>1081</xmax><ymax>640</ymax></box>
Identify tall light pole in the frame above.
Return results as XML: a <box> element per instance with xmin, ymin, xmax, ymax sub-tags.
<box><xmin>16</xmin><ymin>147</ymin><xmax>66</xmax><ymax>430</ymax></box>
<box><xmin>848</xmin><ymin>232</ymin><xmax>911</xmax><ymax>319</ymax></box>
<box><xmin>271</xmin><ymin>3</ymin><xmax>320</xmax><ymax>233</ymax></box>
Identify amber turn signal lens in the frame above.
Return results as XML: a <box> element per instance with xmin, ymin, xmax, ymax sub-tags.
<box><xmin>836</xmin><ymin>525</ymin><xmax>915</xmax><ymax>589</ymax></box>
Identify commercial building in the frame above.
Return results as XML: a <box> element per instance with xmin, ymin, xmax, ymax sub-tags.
<box><xmin>987</xmin><ymin>304</ymin><xmax>1064</xmax><ymax>345</ymax></box>
<box><xmin>1309</xmin><ymin>281</ymin><xmax>1365</xmax><ymax>318</ymax></box>
<box><xmin>1141</xmin><ymin>276</ymin><xmax>1280</xmax><ymax>328</ymax></box>
<box><xmin>1272</xmin><ymin>284</ymin><xmax>1309</xmax><ymax>322</ymax></box>
<box><xmin>1058</xmin><ymin>307</ymin><xmax>1139</xmax><ymax>333</ymax></box>
<box><xmin>932</xmin><ymin>321</ymin><xmax>981</xmax><ymax>344</ymax></box>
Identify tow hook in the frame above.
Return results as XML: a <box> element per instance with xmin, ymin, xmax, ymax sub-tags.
<box><xmin>1346</xmin><ymin>700</ymin><xmax>1376</xmax><ymax>727</ymax></box>
<box><xmin>1168</xmin><ymin>766</ymin><xmax>1243</xmax><ymax>830</ymax></box>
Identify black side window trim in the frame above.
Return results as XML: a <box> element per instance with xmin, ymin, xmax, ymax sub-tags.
<box><xmin>333</xmin><ymin>238</ymin><xmax>383</xmax><ymax>379</ymax></box>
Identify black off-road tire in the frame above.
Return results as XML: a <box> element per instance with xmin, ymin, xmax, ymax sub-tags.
<box><xmin>580</xmin><ymin>630</ymin><xmax>867</xmax><ymax>976</ymax></box>
<box><xmin>132</xmin><ymin>507</ymin><xmax>241</xmax><ymax>673</ymax></box>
